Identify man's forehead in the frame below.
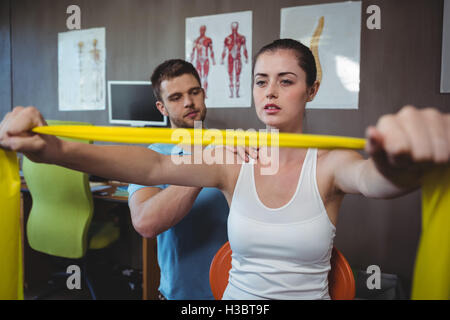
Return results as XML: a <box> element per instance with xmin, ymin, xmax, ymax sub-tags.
<box><xmin>160</xmin><ymin>74</ymin><xmax>201</xmax><ymax>96</ymax></box>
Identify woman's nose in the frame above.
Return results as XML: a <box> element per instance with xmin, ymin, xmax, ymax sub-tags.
<box><xmin>265</xmin><ymin>82</ymin><xmax>278</xmax><ymax>99</ymax></box>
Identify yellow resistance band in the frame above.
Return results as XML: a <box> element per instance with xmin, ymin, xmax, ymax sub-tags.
<box><xmin>1</xmin><ymin>125</ymin><xmax>448</xmax><ymax>299</ymax></box>
<box><xmin>412</xmin><ymin>165</ymin><xmax>450</xmax><ymax>300</ymax></box>
<box><xmin>32</xmin><ymin>126</ymin><xmax>367</xmax><ymax>149</ymax></box>
<box><xmin>0</xmin><ymin>150</ymin><xmax>23</xmax><ymax>300</ymax></box>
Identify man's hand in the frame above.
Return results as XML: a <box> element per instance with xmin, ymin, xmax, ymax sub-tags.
<box><xmin>0</xmin><ymin>106</ymin><xmax>61</xmax><ymax>163</ymax></box>
<box><xmin>365</xmin><ymin>105</ymin><xmax>450</xmax><ymax>187</ymax></box>
<box><xmin>225</xmin><ymin>146</ymin><xmax>259</xmax><ymax>162</ymax></box>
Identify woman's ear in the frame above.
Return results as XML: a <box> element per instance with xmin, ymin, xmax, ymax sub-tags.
<box><xmin>155</xmin><ymin>101</ymin><xmax>169</xmax><ymax>117</ymax></box>
<box><xmin>308</xmin><ymin>80</ymin><xmax>320</xmax><ymax>102</ymax></box>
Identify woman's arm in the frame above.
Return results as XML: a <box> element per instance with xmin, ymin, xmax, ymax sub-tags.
<box><xmin>58</xmin><ymin>141</ymin><xmax>226</xmax><ymax>188</ymax></box>
<box><xmin>0</xmin><ymin>106</ymin><xmax>227</xmax><ymax>189</ymax></box>
<box><xmin>333</xmin><ymin>106</ymin><xmax>449</xmax><ymax>199</ymax></box>
<box><xmin>332</xmin><ymin>150</ymin><xmax>418</xmax><ymax>199</ymax></box>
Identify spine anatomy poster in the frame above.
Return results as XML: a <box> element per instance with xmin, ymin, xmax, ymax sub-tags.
<box><xmin>186</xmin><ymin>11</ymin><xmax>252</xmax><ymax>108</ymax></box>
<box><xmin>281</xmin><ymin>2</ymin><xmax>361</xmax><ymax>109</ymax></box>
<box><xmin>58</xmin><ymin>27</ymin><xmax>106</xmax><ymax>111</ymax></box>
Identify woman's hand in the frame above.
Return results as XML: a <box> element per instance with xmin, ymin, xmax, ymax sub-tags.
<box><xmin>0</xmin><ymin>106</ymin><xmax>62</xmax><ymax>163</ymax></box>
<box><xmin>365</xmin><ymin>105</ymin><xmax>450</xmax><ymax>187</ymax></box>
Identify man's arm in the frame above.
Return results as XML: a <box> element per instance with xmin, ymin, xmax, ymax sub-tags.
<box><xmin>129</xmin><ymin>185</ymin><xmax>202</xmax><ymax>239</ymax></box>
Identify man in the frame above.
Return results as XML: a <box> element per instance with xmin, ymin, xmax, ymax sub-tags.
<box><xmin>127</xmin><ymin>59</ymin><xmax>228</xmax><ymax>300</ymax></box>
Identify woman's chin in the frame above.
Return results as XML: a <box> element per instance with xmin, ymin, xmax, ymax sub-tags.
<box><xmin>262</xmin><ymin>117</ymin><xmax>282</xmax><ymax>129</ymax></box>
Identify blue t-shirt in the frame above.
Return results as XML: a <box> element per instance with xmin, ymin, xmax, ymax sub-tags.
<box><xmin>128</xmin><ymin>143</ymin><xmax>229</xmax><ymax>300</ymax></box>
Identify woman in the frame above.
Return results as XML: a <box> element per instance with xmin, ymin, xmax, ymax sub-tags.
<box><xmin>1</xmin><ymin>39</ymin><xmax>449</xmax><ymax>300</ymax></box>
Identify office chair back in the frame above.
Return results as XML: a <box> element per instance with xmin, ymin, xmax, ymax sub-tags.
<box><xmin>209</xmin><ymin>241</ymin><xmax>355</xmax><ymax>300</ymax></box>
<box><xmin>23</xmin><ymin>120</ymin><xmax>93</xmax><ymax>259</ymax></box>
<box><xmin>328</xmin><ymin>245</ymin><xmax>356</xmax><ymax>300</ymax></box>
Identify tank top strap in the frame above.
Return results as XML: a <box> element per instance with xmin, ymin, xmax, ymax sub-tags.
<box><xmin>229</xmin><ymin>159</ymin><xmax>256</xmax><ymax>210</ymax></box>
<box><xmin>295</xmin><ymin>148</ymin><xmax>316</xmax><ymax>191</ymax></box>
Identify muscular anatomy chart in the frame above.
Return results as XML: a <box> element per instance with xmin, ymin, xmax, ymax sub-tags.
<box><xmin>190</xmin><ymin>25</ymin><xmax>215</xmax><ymax>98</ymax></box>
<box><xmin>221</xmin><ymin>21</ymin><xmax>248</xmax><ymax>98</ymax></box>
<box><xmin>186</xmin><ymin>11</ymin><xmax>252</xmax><ymax>108</ymax></box>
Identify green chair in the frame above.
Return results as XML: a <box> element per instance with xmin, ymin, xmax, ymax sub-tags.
<box><xmin>23</xmin><ymin>120</ymin><xmax>119</xmax><ymax>299</ymax></box>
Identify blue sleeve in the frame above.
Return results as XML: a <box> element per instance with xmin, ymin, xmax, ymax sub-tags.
<box><xmin>127</xmin><ymin>144</ymin><xmax>169</xmax><ymax>198</ymax></box>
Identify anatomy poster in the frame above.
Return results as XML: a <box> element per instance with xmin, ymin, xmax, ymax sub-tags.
<box><xmin>281</xmin><ymin>2</ymin><xmax>361</xmax><ymax>109</ymax></box>
<box><xmin>186</xmin><ymin>11</ymin><xmax>252</xmax><ymax>108</ymax></box>
<box><xmin>58</xmin><ymin>27</ymin><xmax>106</xmax><ymax>111</ymax></box>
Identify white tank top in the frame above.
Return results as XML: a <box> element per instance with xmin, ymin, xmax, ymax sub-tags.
<box><xmin>223</xmin><ymin>148</ymin><xmax>336</xmax><ymax>300</ymax></box>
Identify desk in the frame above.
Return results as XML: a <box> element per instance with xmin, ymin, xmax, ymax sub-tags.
<box><xmin>20</xmin><ymin>179</ymin><xmax>160</xmax><ymax>300</ymax></box>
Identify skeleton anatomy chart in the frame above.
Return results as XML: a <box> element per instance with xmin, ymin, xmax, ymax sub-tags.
<box><xmin>281</xmin><ymin>2</ymin><xmax>361</xmax><ymax>109</ymax></box>
<box><xmin>186</xmin><ymin>11</ymin><xmax>252</xmax><ymax>108</ymax></box>
<box><xmin>58</xmin><ymin>27</ymin><xmax>106</xmax><ymax>111</ymax></box>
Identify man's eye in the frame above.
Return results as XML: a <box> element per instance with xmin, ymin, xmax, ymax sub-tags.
<box><xmin>170</xmin><ymin>96</ymin><xmax>181</xmax><ymax>101</ymax></box>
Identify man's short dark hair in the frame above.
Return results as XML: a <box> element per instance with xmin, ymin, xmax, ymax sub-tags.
<box><xmin>151</xmin><ymin>59</ymin><xmax>201</xmax><ymax>101</ymax></box>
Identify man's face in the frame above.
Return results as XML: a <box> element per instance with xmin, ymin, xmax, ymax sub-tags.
<box><xmin>157</xmin><ymin>74</ymin><xmax>207</xmax><ymax>128</ymax></box>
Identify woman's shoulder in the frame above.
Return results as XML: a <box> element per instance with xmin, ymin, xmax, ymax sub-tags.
<box><xmin>318</xmin><ymin>148</ymin><xmax>364</xmax><ymax>170</ymax></box>
<box><xmin>316</xmin><ymin>148</ymin><xmax>361</xmax><ymax>166</ymax></box>
<box><xmin>319</xmin><ymin>148</ymin><xmax>363</xmax><ymax>159</ymax></box>
<box><xmin>316</xmin><ymin>149</ymin><xmax>365</xmax><ymax>198</ymax></box>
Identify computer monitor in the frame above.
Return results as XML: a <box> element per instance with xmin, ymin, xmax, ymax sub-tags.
<box><xmin>108</xmin><ymin>81</ymin><xmax>167</xmax><ymax>127</ymax></box>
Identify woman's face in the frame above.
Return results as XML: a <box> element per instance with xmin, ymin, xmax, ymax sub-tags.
<box><xmin>253</xmin><ymin>49</ymin><xmax>318</xmax><ymax>132</ymax></box>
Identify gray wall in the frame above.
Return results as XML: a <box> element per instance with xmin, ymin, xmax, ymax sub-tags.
<box><xmin>3</xmin><ymin>0</ymin><xmax>450</xmax><ymax>296</ymax></box>
<box><xmin>0</xmin><ymin>0</ymin><xmax>11</xmax><ymax>117</ymax></box>
<box><xmin>441</xmin><ymin>0</ymin><xmax>450</xmax><ymax>92</ymax></box>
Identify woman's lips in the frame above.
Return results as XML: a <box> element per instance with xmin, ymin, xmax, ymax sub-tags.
<box><xmin>264</xmin><ymin>104</ymin><xmax>281</xmax><ymax>115</ymax></box>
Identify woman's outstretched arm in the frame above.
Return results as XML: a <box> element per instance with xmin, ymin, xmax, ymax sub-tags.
<box><xmin>0</xmin><ymin>106</ymin><xmax>227</xmax><ymax>189</ymax></box>
<box><xmin>332</xmin><ymin>106</ymin><xmax>449</xmax><ymax>199</ymax></box>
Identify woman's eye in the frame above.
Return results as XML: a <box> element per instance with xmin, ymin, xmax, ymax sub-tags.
<box><xmin>255</xmin><ymin>80</ymin><xmax>266</xmax><ymax>87</ymax></box>
<box><xmin>281</xmin><ymin>79</ymin><xmax>293</xmax><ymax>85</ymax></box>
